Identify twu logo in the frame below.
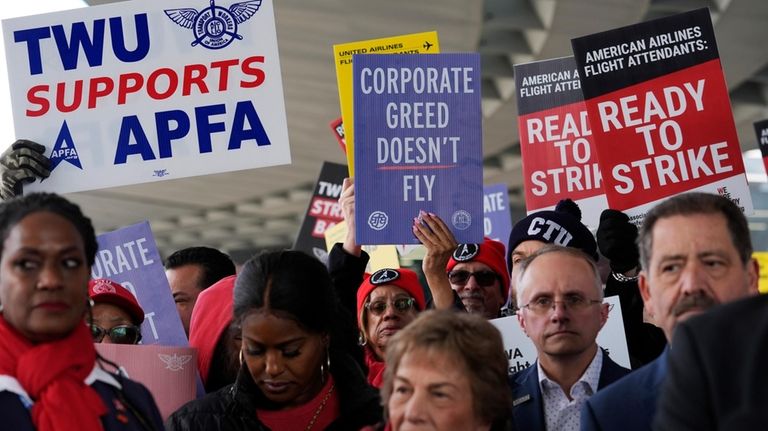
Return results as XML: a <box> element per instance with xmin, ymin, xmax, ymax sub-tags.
<box><xmin>165</xmin><ymin>0</ymin><xmax>262</xmax><ymax>50</ymax></box>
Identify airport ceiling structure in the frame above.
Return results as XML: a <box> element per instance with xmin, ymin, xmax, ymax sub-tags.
<box><xmin>68</xmin><ymin>0</ymin><xmax>768</xmax><ymax>260</ymax></box>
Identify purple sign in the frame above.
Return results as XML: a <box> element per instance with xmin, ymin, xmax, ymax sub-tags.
<box><xmin>92</xmin><ymin>221</ymin><xmax>187</xmax><ymax>346</ymax></box>
<box><xmin>354</xmin><ymin>53</ymin><xmax>483</xmax><ymax>244</ymax></box>
<box><xmin>484</xmin><ymin>183</ymin><xmax>512</xmax><ymax>251</ymax></box>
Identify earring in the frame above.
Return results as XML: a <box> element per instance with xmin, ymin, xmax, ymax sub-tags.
<box><xmin>319</xmin><ymin>348</ymin><xmax>331</xmax><ymax>384</ymax></box>
<box><xmin>358</xmin><ymin>331</ymin><xmax>367</xmax><ymax>346</ymax></box>
<box><xmin>239</xmin><ymin>349</ymin><xmax>244</xmax><ymax>366</ymax></box>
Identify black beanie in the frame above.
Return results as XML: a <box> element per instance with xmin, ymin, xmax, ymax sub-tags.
<box><xmin>507</xmin><ymin>199</ymin><xmax>598</xmax><ymax>272</ymax></box>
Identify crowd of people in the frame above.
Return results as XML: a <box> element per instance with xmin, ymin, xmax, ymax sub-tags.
<box><xmin>0</xmin><ymin>139</ymin><xmax>765</xmax><ymax>430</ymax></box>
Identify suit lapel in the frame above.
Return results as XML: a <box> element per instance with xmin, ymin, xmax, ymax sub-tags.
<box><xmin>597</xmin><ymin>350</ymin><xmax>632</xmax><ymax>389</ymax></box>
<box><xmin>511</xmin><ymin>362</ymin><xmax>546</xmax><ymax>431</ymax></box>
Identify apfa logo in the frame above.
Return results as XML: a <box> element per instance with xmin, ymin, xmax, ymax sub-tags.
<box><xmin>164</xmin><ymin>0</ymin><xmax>262</xmax><ymax>50</ymax></box>
<box><xmin>49</xmin><ymin>121</ymin><xmax>83</xmax><ymax>171</ymax></box>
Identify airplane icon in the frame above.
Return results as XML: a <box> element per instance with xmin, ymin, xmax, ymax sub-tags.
<box><xmin>423</xmin><ymin>41</ymin><xmax>433</xmax><ymax>50</ymax></box>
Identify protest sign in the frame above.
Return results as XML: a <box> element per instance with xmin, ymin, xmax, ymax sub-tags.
<box><xmin>96</xmin><ymin>344</ymin><xmax>196</xmax><ymax>420</ymax></box>
<box><xmin>490</xmin><ymin>296</ymin><xmax>629</xmax><ymax>374</ymax></box>
<box><xmin>330</xmin><ymin>117</ymin><xmax>346</xmax><ymax>154</ymax></box>
<box><xmin>334</xmin><ymin>31</ymin><xmax>439</xmax><ymax>176</ymax></box>
<box><xmin>93</xmin><ymin>221</ymin><xmax>187</xmax><ymax>346</ymax></box>
<box><xmin>514</xmin><ymin>56</ymin><xmax>607</xmax><ymax>230</ymax></box>
<box><xmin>571</xmin><ymin>8</ymin><xmax>752</xmax><ymax>224</ymax></box>
<box><xmin>3</xmin><ymin>0</ymin><xmax>290</xmax><ymax>194</ymax></box>
<box><xmin>753</xmin><ymin>251</ymin><xmax>768</xmax><ymax>294</ymax></box>
<box><xmin>483</xmin><ymin>183</ymin><xmax>513</xmax><ymax>248</ymax></box>
<box><xmin>753</xmin><ymin>119</ymin><xmax>768</xmax><ymax>179</ymax></box>
<box><xmin>293</xmin><ymin>161</ymin><xmax>348</xmax><ymax>264</ymax></box>
<box><xmin>354</xmin><ymin>53</ymin><xmax>484</xmax><ymax>245</ymax></box>
<box><xmin>323</xmin><ymin>220</ymin><xmax>401</xmax><ymax>271</ymax></box>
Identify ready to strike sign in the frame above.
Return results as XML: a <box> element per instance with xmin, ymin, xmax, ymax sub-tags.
<box><xmin>514</xmin><ymin>56</ymin><xmax>607</xmax><ymax>230</ymax></box>
<box><xmin>2</xmin><ymin>0</ymin><xmax>290</xmax><ymax>194</ymax></box>
<box><xmin>571</xmin><ymin>8</ymin><xmax>752</xmax><ymax>221</ymax></box>
<box><xmin>354</xmin><ymin>53</ymin><xmax>483</xmax><ymax>245</ymax></box>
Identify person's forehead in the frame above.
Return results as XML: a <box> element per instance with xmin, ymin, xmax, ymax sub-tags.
<box><xmin>512</xmin><ymin>239</ymin><xmax>548</xmax><ymax>258</ymax></box>
<box><xmin>398</xmin><ymin>347</ymin><xmax>467</xmax><ymax>380</ymax></box>
<box><xmin>521</xmin><ymin>252</ymin><xmax>595</xmax><ymax>293</ymax></box>
<box><xmin>650</xmin><ymin>213</ymin><xmax>736</xmax><ymax>258</ymax></box>
<box><xmin>167</xmin><ymin>264</ymin><xmax>204</xmax><ymax>292</ymax></box>
<box><xmin>453</xmin><ymin>261</ymin><xmax>494</xmax><ymax>273</ymax></box>
<box><xmin>368</xmin><ymin>284</ymin><xmax>409</xmax><ymax>300</ymax></box>
<box><xmin>92</xmin><ymin>302</ymin><xmax>133</xmax><ymax>323</ymax></box>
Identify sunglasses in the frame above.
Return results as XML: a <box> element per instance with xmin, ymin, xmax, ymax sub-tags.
<box><xmin>366</xmin><ymin>297</ymin><xmax>416</xmax><ymax>316</ymax></box>
<box><xmin>90</xmin><ymin>324</ymin><xmax>142</xmax><ymax>344</ymax></box>
<box><xmin>447</xmin><ymin>270</ymin><xmax>498</xmax><ymax>287</ymax></box>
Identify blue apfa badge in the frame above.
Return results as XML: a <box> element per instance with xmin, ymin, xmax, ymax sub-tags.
<box><xmin>49</xmin><ymin>121</ymin><xmax>82</xmax><ymax>171</ymax></box>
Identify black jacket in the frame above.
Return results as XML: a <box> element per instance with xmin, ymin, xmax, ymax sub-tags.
<box><xmin>603</xmin><ymin>276</ymin><xmax>666</xmax><ymax>369</ymax></box>
<box><xmin>166</xmin><ymin>350</ymin><xmax>382</xmax><ymax>431</ymax></box>
<box><xmin>0</xmin><ymin>368</ymin><xmax>164</xmax><ymax>431</ymax></box>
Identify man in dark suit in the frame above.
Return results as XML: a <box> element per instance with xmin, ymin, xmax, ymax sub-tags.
<box><xmin>654</xmin><ymin>293</ymin><xmax>768</xmax><ymax>430</ymax></box>
<box><xmin>580</xmin><ymin>192</ymin><xmax>759</xmax><ymax>431</ymax></box>
<box><xmin>509</xmin><ymin>245</ymin><xmax>630</xmax><ymax>431</ymax></box>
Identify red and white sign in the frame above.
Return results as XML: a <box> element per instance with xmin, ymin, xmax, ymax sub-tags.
<box><xmin>514</xmin><ymin>56</ymin><xmax>606</xmax><ymax>230</ymax></box>
<box><xmin>571</xmin><ymin>8</ymin><xmax>752</xmax><ymax>223</ymax></box>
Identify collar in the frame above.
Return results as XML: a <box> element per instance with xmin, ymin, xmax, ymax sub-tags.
<box><xmin>0</xmin><ymin>362</ymin><xmax>121</xmax><ymax>405</ymax></box>
<box><xmin>537</xmin><ymin>347</ymin><xmax>603</xmax><ymax>395</ymax></box>
<box><xmin>85</xmin><ymin>363</ymin><xmax>122</xmax><ymax>390</ymax></box>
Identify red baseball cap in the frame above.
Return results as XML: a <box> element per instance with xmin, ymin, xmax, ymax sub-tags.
<box><xmin>88</xmin><ymin>278</ymin><xmax>145</xmax><ymax>325</ymax></box>
<box><xmin>446</xmin><ymin>237</ymin><xmax>510</xmax><ymax>299</ymax></box>
<box><xmin>356</xmin><ymin>268</ymin><xmax>426</xmax><ymax>319</ymax></box>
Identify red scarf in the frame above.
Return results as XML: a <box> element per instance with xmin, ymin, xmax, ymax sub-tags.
<box><xmin>0</xmin><ymin>316</ymin><xmax>107</xmax><ymax>431</ymax></box>
<box><xmin>364</xmin><ymin>347</ymin><xmax>386</xmax><ymax>388</ymax></box>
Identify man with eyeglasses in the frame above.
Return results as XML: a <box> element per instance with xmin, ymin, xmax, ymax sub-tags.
<box><xmin>505</xmin><ymin>199</ymin><xmax>599</xmax><ymax>314</ymax></box>
<box><xmin>506</xmin><ymin>200</ymin><xmax>665</xmax><ymax>370</ymax></box>
<box><xmin>510</xmin><ymin>245</ymin><xmax>630</xmax><ymax>431</ymax></box>
<box><xmin>88</xmin><ymin>278</ymin><xmax>144</xmax><ymax>344</ymax></box>
<box><xmin>581</xmin><ymin>192</ymin><xmax>759</xmax><ymax>431</ymax></box>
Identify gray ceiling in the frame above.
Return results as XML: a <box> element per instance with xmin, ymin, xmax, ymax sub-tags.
<box><xmin>69</xmin><ymin>0</ymin><xmax>768</xmax><ymax>260</ymax></box>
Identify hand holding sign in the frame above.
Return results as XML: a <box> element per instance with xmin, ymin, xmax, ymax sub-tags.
<box><xmin>339</xmin><ymin>177</ymin><xmax>361</xmax><ymax>257</ymax></box>
<box><xmin>413</xmin><ymin>211</ymin><xmax>457</xmax><ymax>310</ymax></box>
<box><xmin>0</xmin><ymin>140</ymin><xmax>51</xmax><ymax>200</ymax></box>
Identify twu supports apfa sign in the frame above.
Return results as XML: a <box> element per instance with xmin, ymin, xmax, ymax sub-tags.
<box><xmin>3</xmin><ymin>0</ymin><xmax>290</xmax><ymax>194</ymax></box>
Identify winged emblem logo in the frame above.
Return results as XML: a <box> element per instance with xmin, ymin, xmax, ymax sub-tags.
<box><xmin>164</xmin><ymin>0</ymin><xmax>262</xmax><ymax>49</ymax></box>
<box><xmin>158</xmin><ymin>353</ymin><xmax>193</xmax><ymax>371</ymax></box>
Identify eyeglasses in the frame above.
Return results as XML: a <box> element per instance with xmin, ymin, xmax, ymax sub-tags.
<box><xmin>519</xmin><ymin>295</ymin><xmax>602</xmax><ymax>315</ymax></box>
<box><xmin>447</xmin><ymin>270</ymin><xmax>498</xmax><ymax>287</ymax></box>
<box><xmin>366</xmin><ymin>297</ymin><xmax>416</xmax><ymax>316</ymax></box>
<box><xmin>90</xmin><ymin>324</ymin><xmax>142</xmax><ymax>344</ymax></box>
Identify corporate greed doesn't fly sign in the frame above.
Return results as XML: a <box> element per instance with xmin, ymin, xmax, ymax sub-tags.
<box><xmin>3</xmin><ymin>0</ymin><xmax>290</xmax><ymax>194</ymax></box>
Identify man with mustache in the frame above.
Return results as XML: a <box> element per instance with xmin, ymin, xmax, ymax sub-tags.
<box><xmin>509</xmin><ymin>245</ymin><xmax>630</xmax><ymax>431</ymax></box>
<box><xmin>444</xmin><ymin>237</ymin><xmax>510</xmax><ymax>319</ymax></box>
<box><xmin>581</xmin><ymin>192</ymin><xmax>759</xmax><ymax>431</ymax></box>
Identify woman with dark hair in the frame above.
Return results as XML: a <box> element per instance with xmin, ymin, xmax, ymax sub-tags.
<box><xmin>167</xmin><ymin>250</ymin><xmax>382</xmax><ymax>430</ymax></box>
<box><xmin>0</xmin><ymin>192</ymin><xmax>163</xmax><ymax>431</ymax></box>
